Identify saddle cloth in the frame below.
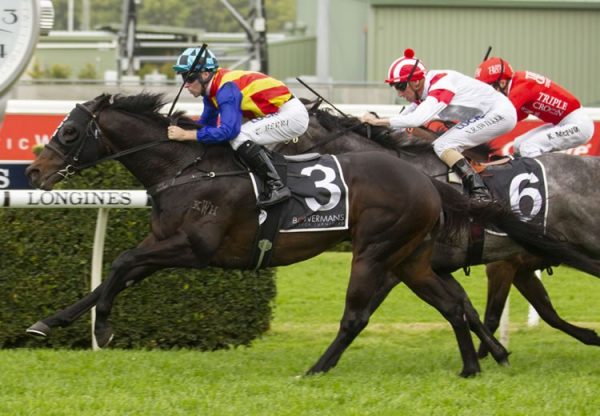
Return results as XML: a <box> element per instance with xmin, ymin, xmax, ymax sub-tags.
<box><xmin>250</xmin><ymin>154</ymin><xmax>349</xmax><ymax>232</ymax></box>
<box><xmin>481</xmin><ymin>157</ymin><xmax>548</xmax><ymax>231</ymax></box>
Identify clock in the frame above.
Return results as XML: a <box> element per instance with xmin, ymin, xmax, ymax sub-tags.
<box><xmin>0</xmin><ymin>0</ymin><xmax>54</xmax><ymax>96</ymax></box>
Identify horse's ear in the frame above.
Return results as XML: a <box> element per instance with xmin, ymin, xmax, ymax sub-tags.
<box><xmin>91</xmin><ymin>94</ymin><xmax>112</xmax><ymax>112</ymax></box>
<box><xmin>306</xmin><ymin>98</ymin><xmax>323</xmax><ymax>115</ymax></box>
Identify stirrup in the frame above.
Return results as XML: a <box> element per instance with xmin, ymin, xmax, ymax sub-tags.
<box><xmin>471</xmin><ymin>187</ymin><xmax>493</xmax><ymax>203</ymax></box>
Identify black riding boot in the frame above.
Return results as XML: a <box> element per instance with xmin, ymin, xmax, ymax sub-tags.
<box><xmin>236</xmin><ymin>140</ymin><xmax>291</xmax><ymax>208</ymax></box>
<box><xmin>452</xmin><ymin>158</ymin><xmax>492</xmax><ymax>202</ymax></box>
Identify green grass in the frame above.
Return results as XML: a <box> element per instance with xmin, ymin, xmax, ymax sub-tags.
<box><xmin>1</xmin><ymin>252</ymin><xmax>599</xmax><ymax>415</ymax></box>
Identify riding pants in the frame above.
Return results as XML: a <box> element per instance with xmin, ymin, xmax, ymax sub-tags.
<box><xmin>229</xmin><ymin>97</ymin><xmax>309</xmax><ymax>150</ymax></box>
<box><xmin>433</xmin><ymin>98</ymin><xmax>517</xmax><ymax>158</ymax></box>
<box><xmin>513</xmin><ymin>108</ymin><xmax>594</xmax><ymax>157</ymax></box>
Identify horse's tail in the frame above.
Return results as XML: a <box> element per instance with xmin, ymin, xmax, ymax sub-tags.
<box><xmin>430</xmin><ymin>179</ymin><xmax>600</xmax><ymax>277</ymax></box>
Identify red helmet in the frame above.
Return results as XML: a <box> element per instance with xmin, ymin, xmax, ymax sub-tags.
<box><xmin>475</xmin><ymin>57</ymin><xmax>514</xmax><ymax>85</ymax></box>
<box><xmin>385</xmin><ymin>48</ymin><xmax>427</xmax><ymax>84</ymax></box>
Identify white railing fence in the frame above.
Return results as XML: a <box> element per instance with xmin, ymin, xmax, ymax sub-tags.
<box><xmin>1</xmin><ymin>190</ymin><xmax>150</xmax><ymax>350</ymax></box>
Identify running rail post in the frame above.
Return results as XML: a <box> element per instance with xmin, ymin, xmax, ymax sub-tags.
<box><xmin>90</xmin><ymin>207</ymin><xmax>110</xmax><ymax>351</ymax></box>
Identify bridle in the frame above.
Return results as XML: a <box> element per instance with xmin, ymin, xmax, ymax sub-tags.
<box><xmin>44</xmin><ymin>98</ymin><xmax>171</xmax><ymax>181</ymax></box>
<box><xmin>44</xmin><ymin>103</ymin><xmax>104</xmax><ymax>180</ymax></box>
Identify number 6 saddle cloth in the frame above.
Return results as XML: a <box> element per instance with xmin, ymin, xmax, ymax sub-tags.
<box><xmin>479</xmin><ymin>157</ymin><xmax>548</xmax><ymax>231</ymax></box>
<box><xmin>249</xmin><ymin>153</ymin><xmax>349</xmax><ymax>232</ymax></box>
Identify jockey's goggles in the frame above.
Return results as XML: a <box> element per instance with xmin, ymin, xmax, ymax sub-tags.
<box><xmin>391</xmin><ymin>59</ymin><xmax>420</xmax><ymax>92</ymax></box>
<box><xmin>392</xmin><ymin>81</ymin><xmax>408</xmax><ymax>91</ymax></box>
<box><xmin>181</xmin><ymin>72</ymin><xmax>200</xmax><ymax>83</ymax></box>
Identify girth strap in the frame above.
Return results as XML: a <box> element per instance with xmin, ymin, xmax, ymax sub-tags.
<box><xmin>147</xmin><ymin>169</ymin><xmax>248</xmax><ymax>196</ymax></box>
<box><xmin>463</xmin><ymin>220</ymin><xmax>485</xmax><ymax>276</ymax></box>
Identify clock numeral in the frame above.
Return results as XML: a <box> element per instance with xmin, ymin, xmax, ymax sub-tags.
<box><xmin>2</xmin><ymin>9</ymin><xmax>18</xmax><ymax>24</ymax></box>
<box><xmin>0</xmin><ymin>44</ymin><xmax>4</xmax><ymax>58</ymax></box>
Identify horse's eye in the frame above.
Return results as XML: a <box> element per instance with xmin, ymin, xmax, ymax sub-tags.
<box><xmin>59</xmin><ymin>125</ymin><xmax>79</xmax><ymax>145</ymax></box>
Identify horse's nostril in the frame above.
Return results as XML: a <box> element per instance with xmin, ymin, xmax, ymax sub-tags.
<box><xmin>26</xmin><ymin>168</ymin><xmax>40</xmax><ymax>185</ymax></box>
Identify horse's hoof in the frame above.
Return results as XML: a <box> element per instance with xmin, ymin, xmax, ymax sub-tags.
<box><xmin>459</xmin><ymin>367</ymin><xmax>481</xmax><ymax>378</ymax></box>
<box><xmin>497</xmin><ymin>351</ymin><xmax>511</xmax><ymax>366</ymax></box>
<box><xmin>26</xmin><ymin>321</ymin><xmax>51</xmax><ymax>338</ymax></box>
<box><xmin>95</xmin><ymin>329</ymin><xmax>114</xmax><ymax>348</ymax></box>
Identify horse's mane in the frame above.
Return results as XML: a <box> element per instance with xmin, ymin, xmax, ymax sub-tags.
<box><xmin>105</xmin><ymin>92</ymin><xmax>198</xmax><ymax>129</ymax></box>
<box><xmin>305</xmin><ymin>100</ymin><xmax>493</xmax><ymax>161</ymax></box>
<box><xmin>311</xmin><ymin>105</ymin><xmax>435</xmax><ymax>157</ymax></box>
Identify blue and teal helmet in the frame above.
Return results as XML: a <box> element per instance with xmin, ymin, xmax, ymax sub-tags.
<box><xmin>173</xmin><ymin>47</ymin><xmax>219</xmax><ymax>73</ymax></box>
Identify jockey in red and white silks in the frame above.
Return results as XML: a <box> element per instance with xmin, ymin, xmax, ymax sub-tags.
<box><xmin>361</xmin><ymin>48</ymin><xmax>516</xmax><ymax>201</ymax></box>
<box><xmin>476</xmin><ymin>57</ymin><xmax>594</xmax><ymax>157</ymax></box>
<box><xmin>388</xmin><ymin>69</ymin><xmax>517</xmax><ymax>158</ymax></box>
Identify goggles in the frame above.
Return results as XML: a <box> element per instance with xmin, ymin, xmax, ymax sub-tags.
<box><xmin>392</xmin><ymin>82</ymin><xmax>408</xmax><ymax>92</ymax></box>
<box><xmin>181</xmin><ymin>72</ymin><xmax>200</xmax><ymax>83</ymax></box>
<box><xmin>391</xmin><ymin>59</ymin><xmax>420</xmax><ymax>92</ymax></box>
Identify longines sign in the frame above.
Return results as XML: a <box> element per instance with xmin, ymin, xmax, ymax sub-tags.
<box><xmin>0</xmin><ymin>190</ymin><xmax>151</xmax><ymax>208</ymax></box>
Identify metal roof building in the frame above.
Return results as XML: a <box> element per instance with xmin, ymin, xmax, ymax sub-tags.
<box><xmin>297</xmin><ymin>0</ymin><xmax>600</xmax><ymax>105</ymax></box>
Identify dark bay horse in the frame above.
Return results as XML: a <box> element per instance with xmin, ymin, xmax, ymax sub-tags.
<box><xmin>272</xmin><ymin>104</ymin><xmax>600</xmax><ymax>357</ymax></box>
<box><xmin>25</xmin><ymin>93</ymin><xmax>518</xmax><ymax>377</ymax></box>
<box><xmin>25</xmin><ymin>93</ymin><xmax>599</xmax><ymax>376</ymax></box>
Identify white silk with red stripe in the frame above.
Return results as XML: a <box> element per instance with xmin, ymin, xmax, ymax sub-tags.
<box><xmin>389</xmin><ymin>69</ymin><xmax>517</xmax><ymax>156</ymax></box>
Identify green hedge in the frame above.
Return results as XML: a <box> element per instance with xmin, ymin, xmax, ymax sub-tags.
<box><xmin>0</xmin><ymin>162</ymin><xmax>276</xmax><ymax>349</ymax></box>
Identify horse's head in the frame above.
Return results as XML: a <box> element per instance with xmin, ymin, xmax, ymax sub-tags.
<box><xmin>26</xmin><ymin>92</ymin><xmax>203</xmax><ymax>190</ymax></box>
<box><xmin>26</xmin><ymin>94</ymin><xmax>113</xmax><ymax>190</ymax></box>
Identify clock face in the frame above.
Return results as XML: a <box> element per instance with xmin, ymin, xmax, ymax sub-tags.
<box><xmin>0</xmin><ymin>0</ymin><xmax>40</xmax><ymax>95</ymax></box>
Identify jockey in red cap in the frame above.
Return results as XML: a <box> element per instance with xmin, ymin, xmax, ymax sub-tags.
<box><xmin>476</xmin><ymin>57</ymin><xmax>594</xmax><ymax>157</ymax></box>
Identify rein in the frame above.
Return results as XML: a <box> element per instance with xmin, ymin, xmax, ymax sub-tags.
<box><xmin>300</xmin><ymin>121</ymin><xmax>366</xmax><ymax>154</ymax></box>
<box><xmin>48</xmin><ymin>98</ymin><xmax>250</xmax><ymax>194</ymax></box>
<box><xmin>45</xmin><ymin>101</ymin><xmax>174</xmax><ymax>181</ymax></box>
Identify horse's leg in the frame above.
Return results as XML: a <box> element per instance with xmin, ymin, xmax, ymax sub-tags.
<box><xmin>306</xmin><ymin>256</ymin><xmax>385</xmax><ymax>375</ymax></box>
<box><xmin>477</xmin><ymin>260</ymin><xmax>517</xmax><ymax>358</ymax></box>
<box><xmin>27</xmin><ymin>234</ymin><xmax>161</xmax><ymax>337</ymax></box>
<box><xmin>368</xmin><ymin>272</ymin><xmax>401</xmax><ymax>314</ymax></box>
<box><xmin>26</xmin><ymin>283</ymin><xmax>105</xmax><ymax>337</ymax></box>
<box><xmin>365</xmin><ymin>271</ymin><xmax>510</xmax><ymax>368</ymax></box>
<box><xmin>401</xmin><ymin>269</ymin><xmax>481</xmax><ymax>378</ymax></box>
<box><xmin>512</xmin><ymin>268</ymin><xmax>600</xmax><ymax>346</ymax></box>
<box><xmin>437</xmin><ymin>272</ymin><xmax>510</xmax><ymax>365</ymax></box>
<box><xmin>94</xmin><ymin>231</ymin><xmax>202</xmax><ymax>347</ymax></box>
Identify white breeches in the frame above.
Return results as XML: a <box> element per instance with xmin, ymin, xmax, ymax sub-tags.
<box><xmin>433</xmin><ymin>99</ymin><xmax>517</xmax><ymax>158</ymax></box>
<box><xmin>513</xmin><ymin>108</ymin><xmax>594</xmax><ymax>157</ymax></box>
<box><xmin>229</xmin><ymin>97</ymin><xmax>309</xmax><ymax>150</ymax></box>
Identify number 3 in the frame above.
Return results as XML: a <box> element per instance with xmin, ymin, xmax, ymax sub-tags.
<box><xmin>300</xmin><ymin>164</ymin><xmax>341</xmax><ymax>211</ymax></box>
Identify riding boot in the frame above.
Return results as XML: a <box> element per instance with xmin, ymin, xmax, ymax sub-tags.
<box><xmin>236</xmin><ymin>140</ymin><xmax>291</xmax><ymax>208</ymax></box>
<box><xmin>452</xmin><ymin>158</ymin><xmax>492</xmax><ymax>202</ymax></box>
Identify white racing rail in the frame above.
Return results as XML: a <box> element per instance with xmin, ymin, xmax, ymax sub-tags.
<box><xmin>1</xmin><ymin>189</ymin><xmax>150</xmax><ymax>350</ymax></box>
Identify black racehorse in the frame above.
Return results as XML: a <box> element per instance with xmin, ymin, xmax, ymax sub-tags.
<box><xmin>272</xmin><ymin>103</ymin><xmax>600</xmax><ymax>357</ymax></box>
<box><xmin>24</xmin><ymin>93</ymin><xmax>595</xmax><ymax>377</ymax></box>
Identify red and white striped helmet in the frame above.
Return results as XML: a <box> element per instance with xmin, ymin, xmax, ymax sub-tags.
<box><xmin>385</xmin><ymin>48</ymin><xmax>427</xmax><ymax>84</ymax></box>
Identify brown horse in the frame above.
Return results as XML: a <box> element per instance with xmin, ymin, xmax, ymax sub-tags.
<box><xmin>24</xmin><ymin>93</ymin><xmax>589</xmax><ymax>376</ymax></box>
<box><xmin>273</xmin><ymin>103</ymin><xmax>600</xmax><ymax>358</ymax></box>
